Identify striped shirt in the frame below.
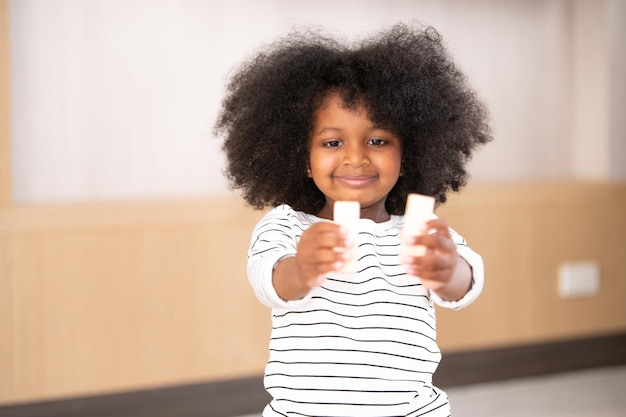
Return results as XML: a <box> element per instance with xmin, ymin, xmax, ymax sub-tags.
<box><xmin>247</xmin><ymin>205</ymin><xmax>484</xmax><ymax>417</ymax></box>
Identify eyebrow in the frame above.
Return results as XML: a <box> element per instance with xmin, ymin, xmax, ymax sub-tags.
<box><xmin>314</xmin><ymin>125</ymin><xmax>388</xmax><ymax>136</ymax></box>
<box><xmin>314</xmin><ymin>127</ymin><xmax>342</xmax><ymax>135</ymax></box>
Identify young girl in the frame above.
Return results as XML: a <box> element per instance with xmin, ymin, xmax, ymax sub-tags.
<box><xmin>215</xmin><ymin>23</ymin><xmax>491</xmax><ymax>417</ymax></box>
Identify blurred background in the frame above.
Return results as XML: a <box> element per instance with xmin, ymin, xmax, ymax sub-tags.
<box><xmin>0</xmin><ymin>0</ymin><xmax>624</xmax><ymax>415</ymax></box>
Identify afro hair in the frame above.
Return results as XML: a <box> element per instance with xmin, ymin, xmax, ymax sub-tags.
<box><xmin>214</xmin><ymin>22</ymin><xmax>492</xmax><ymax>215</ymax></box>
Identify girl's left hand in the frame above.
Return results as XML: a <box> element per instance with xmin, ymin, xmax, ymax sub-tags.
<box><xmin>402</xmin><ymin>218</ymin><xmax>458</xmax><ymax>292</ymax></box>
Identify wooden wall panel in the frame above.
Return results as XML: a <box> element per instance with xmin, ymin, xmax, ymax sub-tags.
<box><xmin>0</xmin><ymin>183</ymin><xmax>625</xmax><ymax>406</ymax></box>
<box><xmin>434</xmin><ymin>204</ymin><xmax>536</xmax><ymax>350</ymax></box>
<box><xmin>529</xmin><ymin>203</ymin><xmax>626</xmax><ymax>339</ymax></box>
<box><xmin>0</xmin><ymin>199</ymin><xmax>269</xmax><ymax>404</ymax></box>
<box><xmin>435</xmin><ymin>182</ymin><xmax>626</xmax><ymax>351</ymax></box>
<box><xmin>0</xmin><ymin>236</ymin><xmax>14</xmax><ymax>399</ymax></box>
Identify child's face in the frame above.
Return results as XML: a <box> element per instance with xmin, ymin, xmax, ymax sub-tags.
<box><xmin>309</xmin><ymin>94</ymin><xmax>402</xmax><ymax>222</ymax></box>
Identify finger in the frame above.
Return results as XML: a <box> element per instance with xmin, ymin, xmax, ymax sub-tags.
<box><xmin>410</xmin><ymin>266</ymin><xmax>453</xmax><ymax>282</ymax></box>
<box><xmin>301</xmin><ymin>224</ymin><xmax>349</xmax><ymax>251</ymax></box>
<box><xmin>300</xmin><ymin>257</ymin><xmax>342</xmax><ymax>281</ymax></box>
<box><xmin>408</xmin><ymin>251</ymin><xmax>455</xmax><ymax>273</ymax></box>
<box><xmin>404</xmin><ymin>218</ymin><xmax>449</xmax><ymax>246</ymax></box>
<box><xmin>424</xmin><ymin>253</ymin><xmax>455</xmax><ymax>271</ymax></box>
<box><xmin>320</xmin><ymin>223</ymin><xmax>353</xmax><ymax>248</ymax></box>
<box><xmin>423</xmin><ymin>218</ymin><xmax>451</xmax><ymax>237</ymax></box>
<box><xmin>413</xmin><ymin>233</ymin><xmax>456</xmax><ymax>252</ymax></box>
<box><xmin>307</xmin><ymin>247</ymin><xmax>352</xmax><ymax>273</ymax></box>
<box><xmin>311</xmin><ymin>221</ymin><xmax>346</xmax><ymax>236</ymax></box>
<box><xmin>315</xmin><ymin>232</ymin><xmax>347</xmax><ymax>249</ymax></box>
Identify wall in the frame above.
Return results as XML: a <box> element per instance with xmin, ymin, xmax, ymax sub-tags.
<box><xmin>0</xmin><ymin>0</ymin><xmax>9</xmax><ymax>204</ymax></box>
<box><xmin>8</xmin><ymin>0</ymin><xmax>625</xmax><ymax>203</ymax></box>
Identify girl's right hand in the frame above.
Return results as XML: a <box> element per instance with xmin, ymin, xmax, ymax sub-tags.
<box><xmin>295</xmin><ymin>222</ymin><xmax>352</xmax><ymax>288</ymax></box>
<box><xmin>272</xmin><ymin>222</ymin><xmax>352</xmax><ymax>301</ymax></box>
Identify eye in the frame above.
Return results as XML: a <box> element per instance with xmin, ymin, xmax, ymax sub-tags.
<box><xmin>368</xmin><ymin>138</ymin><xmax>387</xmax><ymax>146</ymax></box>
<box><xmin>322</xmin><ymin>140</ymin><xmax>341</xmax><ymax>148</ymax></box>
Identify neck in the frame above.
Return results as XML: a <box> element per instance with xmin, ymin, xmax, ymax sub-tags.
<box><xmin>317</xmin><ymin>200</ymin><xmax>390</xmax><ymax>223</ymax></box>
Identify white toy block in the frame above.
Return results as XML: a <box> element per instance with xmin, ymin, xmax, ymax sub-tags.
<box><xmin>333</xmin><ymin>201</ymin><xmax>360</xmax><ymax>274</ymax></box>
<box><xmin>401</xmin><ymin>194</ymin><xmax>435</xmax><ymax>258</ymax></box>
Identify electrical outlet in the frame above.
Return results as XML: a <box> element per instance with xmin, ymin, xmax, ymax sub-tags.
<box><xmin>558</xmin><ymin>261</ymin><xmax>600</xmax><ymax>298</ymax></box>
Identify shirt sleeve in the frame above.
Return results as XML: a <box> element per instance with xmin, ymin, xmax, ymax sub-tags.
<box><xmin>246</xmin><ymin>205</ymin><xmax>314</xmax><ymax>309</ymax></box>
<box><xmin>430</xmin><ymin>227</ymin><xmax>484</xmax><ymax>310</ymax></box>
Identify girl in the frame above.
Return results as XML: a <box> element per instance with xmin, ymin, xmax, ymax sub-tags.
<box><xmin>215</xmin><ymin>23</ymin><xmax>491</xmax><ymax>417</ymax></box>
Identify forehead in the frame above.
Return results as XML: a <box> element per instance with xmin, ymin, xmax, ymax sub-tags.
<box><xmin>313</xmin><ymin>93</ymin><xmax>369</xmax><ymax>122</ymax></box>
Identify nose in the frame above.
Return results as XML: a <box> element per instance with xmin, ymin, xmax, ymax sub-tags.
<box><xmin>343</xmin><ymin>142</ymin><xmax>369</xmax><ymax>167</ymax></box>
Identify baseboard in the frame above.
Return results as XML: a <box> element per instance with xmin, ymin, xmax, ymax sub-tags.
<box><xmin>434</xmin><ymin>332</ymin><xmax>626</xmax><ymax>387</ymax></box>
<box><xmin>0</xmin><ymin>376</ymin><xmax>270</xmax><ymax>417</ymax></box>
<box><xmin>2</xmin><ymin>333</ymin><xmax>625</xmax><ymax>417</ymax></box>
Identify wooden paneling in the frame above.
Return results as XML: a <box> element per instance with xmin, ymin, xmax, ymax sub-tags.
<box><xmin>435</xmin><ymin>182</ymin><xmax>626</xmax><ymax>351</ymax></box>
<box><xmin>0</xmin><ymin>182</ymin><xmax>625</xmax><ymax>405</ymax></box>
<box><xmin>0</xmin><ymin>198</ymin><xmax>269</xmax><ymax>405</ymax></box>
<box><xmin>435</xmin><ymin>204</ymin><xmax>535</xmax><ymax>348</ymax></box>
<box><xmin>0</xmin><ymin>235</ymin><xmax>14</xmax><ymax>399</ymax></box>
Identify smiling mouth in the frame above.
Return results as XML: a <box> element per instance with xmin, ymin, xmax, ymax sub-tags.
<box><xmin>334</xmin><ymin>175</ymin><xmax>377</xmax><ymax>188</ymax></box>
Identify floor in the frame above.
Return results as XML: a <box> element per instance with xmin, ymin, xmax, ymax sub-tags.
<box><xmin>237</xmin><ymin>365</ymin><xmax>626</xmax><ymax>416</ymax></box>
<box><xmin>446</xmin><ymin>365</ymin><xmax>626</xmax><ymax>417</ymax></box>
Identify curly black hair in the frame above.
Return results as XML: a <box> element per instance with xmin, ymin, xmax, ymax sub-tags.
<box><xmin>214</xmin><ymin>22</ymin><xmax>492</xmax><ymax>215</ymax></box>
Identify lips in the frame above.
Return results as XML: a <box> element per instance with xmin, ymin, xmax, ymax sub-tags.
<box><xmin>334</xmin><ymin>174</ymin><xmax>378</xmax><ymax>188</ymax></box>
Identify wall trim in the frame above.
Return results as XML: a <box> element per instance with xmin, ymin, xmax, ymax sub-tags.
<box><xmin>1</xmin><ymin>333</ymin><xmax>625</xmax><ymax>417</ymax></box>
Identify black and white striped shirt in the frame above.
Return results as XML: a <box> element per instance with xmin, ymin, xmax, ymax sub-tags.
<box><xmin>248</xmin><ymin>205</ymin><xmax>484</xmax><ymax>417</ymax></box>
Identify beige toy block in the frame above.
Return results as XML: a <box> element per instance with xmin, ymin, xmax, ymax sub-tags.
<box><xmin>333</xmin><ymin>201</ymin><xmax>360</xmax><ymax>274</ymax></box>
<box><xmin>400</xmin><ymin>193</ymin><xmax>435</xmax><ymax>258</ymax></box>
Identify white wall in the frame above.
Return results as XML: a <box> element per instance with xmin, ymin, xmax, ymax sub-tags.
<box><xmin>9</xmin><ymin>0</ymin><xmax>625</xmax><ymax>203</ymax></box>
<box><xmin>607</xmin><ymin>0</ymin><xmax>626</xmax><ymax>180</ymax></box>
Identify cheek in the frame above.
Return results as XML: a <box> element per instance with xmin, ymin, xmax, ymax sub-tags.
<box><xmin>378</xmin><ymin>152</ymin><xmax>403</xmax><ymax>175</ymax></box>
<box><xmin>309</xmin><ymin>151</ymin><xmax>335</xmax><ymax>175</ymax></box>
<box><xmin>395</xmin><ymin>156</ymin><xmax>403</xmax><ymax>175</ymax></box>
